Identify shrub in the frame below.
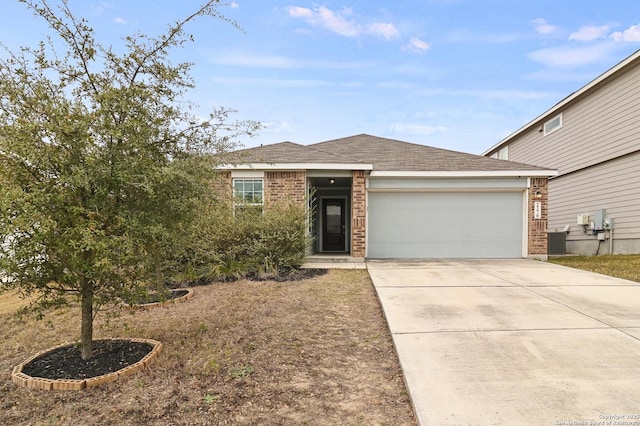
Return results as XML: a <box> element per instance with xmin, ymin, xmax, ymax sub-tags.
<box><xmin>166</xmin><ymin>201</ymin><xmax>310</xmax><ymax>283</ymax></box>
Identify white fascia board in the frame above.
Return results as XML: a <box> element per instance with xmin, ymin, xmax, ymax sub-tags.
<box><xmin>370</xmin><ymin>170</ymin><xmax>558</xmax><ymax>178</ymax></box>
<box><xmin>482</xmin><ymin>49</ymin><xmax>640</xmax><ymax>156</ymax></box>
<box><xmin>218</xmin><ymin>163</ymin><xmax>373</xmax><ymax>171</ymax></box>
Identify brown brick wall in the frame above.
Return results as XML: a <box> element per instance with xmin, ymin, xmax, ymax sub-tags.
<box><xmin>528</xmin><ymin>177</ymin><xmax>549</xmax><ymax>256</ymax></box>
<box><xmin>351</xmin><ymin>170</ymin><xmax>366</xmax><ymax>258</ymax></box>
<box><xmin>264</xmin><ymin>171</ymin><xmax>307</xmax><ymax>207</ymax></box>
<box><xmin>212</xmin><ymin>171</ymin><xmax>232</xmax><ymax>203</ymax></box>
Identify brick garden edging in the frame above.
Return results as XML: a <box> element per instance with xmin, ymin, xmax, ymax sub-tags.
<box><xmin>125</xmin><ymin>288</ymin><xmax>194</xmax><ymax>310</ymax></box>
<box><xmin>11</xmin><ymin>338</ymin><xmax>163</xmax><ymax>391</ymax></box>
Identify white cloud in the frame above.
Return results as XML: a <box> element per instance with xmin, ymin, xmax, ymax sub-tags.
<box><xmin>531</xmin><ymin>18</ymin><xmax>562</xmax><ymax>37</ymax></box>
<box><xmin>367</xmin><ymin>22</ymin><xmax>400</xmax><ymax>40</ymax></box>
<box><xmin>212</xmin><ymin>76</ymin><xmax>334</xmax><ymax>88</ymax></box>
<box><xmin>263</xmin><ymin>121</ymin><xmax>295</xmax><ymax>134</ymax></box>
<box><xmin>286</xmin><ymin>5</ymin><xmax>399</xmax><ymax>40</ymax></box>
<box><xmin>210</xmin><ymin>76</ymin><xmax>365</xmax><ymax>89</ymax></box>
<box><xmin>403</xmin><ymin>37</ymin><xmax>431</xmax><ymax>54</ymax></box>
<box><xmin>377</xmin><ymin>81</ymin><xmax>417</xmax><ymax>90</ymax></box>
<box><xmin>443</xmin><ymin>29</ymin><xmax>521</xmax><ymax>44</ymax></box>
<box><xmin>524</xmin><ymin>69</ymin><xmax>601</xmax><ymax>83</ymax></box>
<box><xmin>314</xmin><ymin>6</ymin><xmax>359</xmax><ymax>37</ymax></box>
<box><xmin>208</xmin><ymin>51</ymin><xmax>375</xmax><ymax>70</ymax></box>
<box><xmin>229</xmin><ymin>2</ymin><xmax>240</xmax><ymax>9</ymax></box>
<box><xmin>113</xmin><ymin>17</ymin><xmax>127</xmax><ymax>25</ymax></box>
<box><xmin>527</xmin><ymin>43</ymin><xmax>614</xmax><ymax>68</ymax></box>
<box><xmin>92</xmin><ymin>2</ymin><xmax>113</xmax><ymax>15</ymax></box>
<box><xmin>287</xmin><ymin>6</ymin><xmax>313</xmax><ymax>19</ymax></box>
<box><xmin>212</xmin><ymin>53</ymin><xmax>299</xmax><ymax>69</ymax></box>
<box><xmin>569</xmin><ymin>25</ymin><xmax>611</xmax><ymax>41</ymax></box>
<box><xmin>414</xmin><ymin>88</ymin><xmax>552</xmax><ymax>101</ymax></box>
<box><xmin>611</xmin><ymin>23</ymin><xmax>640</xmax><ymax>42</ymax></box>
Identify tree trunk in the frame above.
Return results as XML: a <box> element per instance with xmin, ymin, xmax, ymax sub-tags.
<box><xmin>80</xmin><ymin>279</ymin><xmax>94</xmax><ymax>360</ymax></box>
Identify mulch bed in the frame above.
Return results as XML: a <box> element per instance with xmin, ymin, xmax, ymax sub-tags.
<box><xmin>21</xmin><ymin>340</ymin><xmax>153</xmax><ymax>380</ymax></box>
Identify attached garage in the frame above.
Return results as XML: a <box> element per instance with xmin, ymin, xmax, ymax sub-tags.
<box><xmin>224</xmin><ymin>134</ymin><xmax>556</xmax><ymax>259</ymax></box>
<box><xmin>367</xmin><ymin>178</ymin><xmax>527</xmax><ymax>259</ymax></box>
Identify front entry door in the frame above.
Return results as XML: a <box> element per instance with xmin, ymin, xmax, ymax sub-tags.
<box><xmin>323</xmin><ymin>199</ymin><xmax>346</xmax><ymax>252</ymax></box>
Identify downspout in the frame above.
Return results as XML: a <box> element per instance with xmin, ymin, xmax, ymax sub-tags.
<box><xmin>609</xmin><ymin>228</ymin><xmax>614</xmax><ymax>255</ymax></box>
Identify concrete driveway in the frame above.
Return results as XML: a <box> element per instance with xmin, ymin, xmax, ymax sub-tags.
<box><xmin>367</xmin><ymin>259</ymin><xmax>640</xmax><ymax>426</ymax></box>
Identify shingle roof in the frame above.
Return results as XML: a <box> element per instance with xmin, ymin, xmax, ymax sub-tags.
<box><xmin>229</xmin><ymin>141</ymin><xmax>357</xmax><ymax>164</ymax></box>
<box><xmin>230</xmin><ymin>134</ymin><xmax>550</xmax><ymax>172</ymax></box>
<box><xmin>309</xmin><ymin>134</ymin><xmax>545</xmax><ymax>171</ymax></box>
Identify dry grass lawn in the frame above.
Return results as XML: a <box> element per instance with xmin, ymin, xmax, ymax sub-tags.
<box><xmin>549</xmin><ymin>254</ymin><xmax>640</xmax><ymax>283</ymax></box>
<box><xmin>0</xmin><ymin>269</ymin><xmax>415</xmax><ymax>425</ymax></box>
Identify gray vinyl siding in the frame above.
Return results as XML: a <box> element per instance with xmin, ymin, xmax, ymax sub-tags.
<box><xmin>507</xmin><ymin>60</ymin><xmax>640</xmax><ymax>176</ymax></box>
<box><xmin>497</xmin><ymin>58</ymin><xmax>640</xmax><ymax>251</ymax></box>
<box><xmin>548</xmin><ymin>152</ymin><xmax>640</xmax><ymax>242</ymax></box>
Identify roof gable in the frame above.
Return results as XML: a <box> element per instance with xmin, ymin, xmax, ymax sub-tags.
<box><xmin>229</xmin><ymin>141</ymin><xmax>359</xmax><ymax>164</ymax></box>
<box><xmin>309</xmin><ymin>134</ymin><xmax>547</xmax><ymax>172</ymax></box>
<box><xmin>226</xmin><ymin>134</ymin><xmax>553</xmax><ymax>175</ymax></box>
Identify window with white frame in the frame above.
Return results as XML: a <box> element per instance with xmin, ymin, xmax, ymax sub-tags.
<box><xmin>233</xmin><ymin>179</ymin><xmax>263</xmax><ymax>216</ymax></box>
<box><xmin>497</xmin><ymin>146</ymin><xmax>508</xmax><ymax>160</ymax></box>
<box><xmin>543</xmin><ymin>113</ymin><xmax>562</xmax><ymax>136</ymax></box>
<box><xmin>490</xmin><ymin>146</ymin><xmax>508</xmax><ymax>160</ymax></box>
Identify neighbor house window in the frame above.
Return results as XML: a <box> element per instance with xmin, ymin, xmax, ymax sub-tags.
<box><xmin>497</xmin><ymin>146</ymin><xmax>508</xmax><ymax>160</ymax></box>
<box><xmin>233</xmin><ymin>179</ymin><xmax>263</xmax><ymax>216</ymax></box>
<box><xmin>490</xmin><ymin>146</ymin><xmax>508</xmax><ymax>160</ymax></box>
<box><xmin>543</xmin><ymin>113</ymin><xmax>562</xmax><ymax>136</ymax></box>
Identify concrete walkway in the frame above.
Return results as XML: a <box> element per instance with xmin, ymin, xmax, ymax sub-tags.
<box><xmin>367</xmin><ymin>259</ymin><xmax>640</xmax><ymax>426</ymax></box>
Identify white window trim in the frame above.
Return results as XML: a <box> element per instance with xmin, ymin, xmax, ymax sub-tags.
<box><xmin>543</xmin><ymin>113</ymin><xmax>563</xmax><ymax>136</ymax></box>
<box><xmin>497</xmin><ymin>146</ymin><xmax>508</xmax><ymax>160</ymax></box>
<box><xmin>232</xmin><ymin>178</ymin><xmax>264</xmax><ymax>215</ymax></box>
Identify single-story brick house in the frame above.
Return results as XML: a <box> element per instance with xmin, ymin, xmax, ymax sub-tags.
<box><xmin>219</xmin><ymin>134</ymin><xmax>556</xmax><ymax>259</ymax></box>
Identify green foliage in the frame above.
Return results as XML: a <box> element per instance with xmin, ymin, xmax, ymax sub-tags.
<box><xmin>229</xmin><ymin>364</ymin><xmax>254</xmax><ymax>379</ymax></box>
<box><xmin>202</xmin><ymin>394</ymin><xmax>219</xmax><ymax>404</ymax></box>
<box><xmin>166</xmin><ymin>201</ymin><xmax>310</xmax><ymax>283</ymax></box>
<box><xmin>0</xmin><ymin>0</ymin><xmax>259</xmax><ymax>359</ymax></box>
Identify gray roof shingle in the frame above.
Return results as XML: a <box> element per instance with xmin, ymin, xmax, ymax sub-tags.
<box><xmin>229</xmin><ymin>141</ymin><xmax>358</xmax><ymax>164</ymax></box>
<box><xmin>230</xmin><ymin>134</ymin><xmax>549</xmax><ymax>172</ymax></box>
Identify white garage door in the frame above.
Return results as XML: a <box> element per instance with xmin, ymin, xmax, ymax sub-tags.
<box><xmin>367</xmin><ymin>191</ymin><xmax>524</xmax><ymax>258</ymax></box>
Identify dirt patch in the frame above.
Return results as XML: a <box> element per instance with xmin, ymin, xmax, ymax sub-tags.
<box><xmin>0</xmin><ymin>270</ymin><xmax>415</xmax><ymax>425</ymax></box>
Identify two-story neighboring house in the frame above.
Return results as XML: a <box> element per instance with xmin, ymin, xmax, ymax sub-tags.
<box><xmin>483</xmin><ymin>49</ymin><xmax>640</xmax><ymax>255</ymax></box>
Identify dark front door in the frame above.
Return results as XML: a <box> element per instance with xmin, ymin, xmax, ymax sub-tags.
<box><xmin>323</xmin><ymin>199</ymin><xmax>346</xmax><ymax>252</ymax></box>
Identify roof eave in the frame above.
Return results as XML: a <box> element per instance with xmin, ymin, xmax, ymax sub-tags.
<box><xmin>370</xmin><ymin>170</ymin><xmax>558</xmax><ymax>178</ymax></box>
<box><xmin>218</xmin><ymin>162</ymin><xmax>374</xmax><ymax>171</ymax></box>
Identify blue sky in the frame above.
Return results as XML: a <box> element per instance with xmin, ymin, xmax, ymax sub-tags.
<box><xmin>2</xmin><ymin>1</ymin><xmax>640</xmax><ymax>154</ymax></box>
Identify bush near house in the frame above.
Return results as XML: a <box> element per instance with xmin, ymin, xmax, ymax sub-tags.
<box><xmin>168</xmin><ymin>202</ymin><xmax>309</xmax><ymax>283</ymax></box>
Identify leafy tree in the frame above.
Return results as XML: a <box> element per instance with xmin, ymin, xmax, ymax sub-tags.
<box><xmin>0</xmin><ymin>0</ymin><xmax>258</xmax><ymax>359</ymax></box>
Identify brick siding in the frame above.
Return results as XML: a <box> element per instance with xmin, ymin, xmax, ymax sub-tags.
<box><xmin>212</xmin><ymin>171</ymin><xmax>232</xmax><ymax>203</ymax></box>
<box><xmin>351</xmin><ymin>170</ymin><xmax>366</xmax><ymax>258</ymax></box>
<box><xmin>528</xmin><ymin>177</ymin><xmax>549</xmax><ymax>256</ymax></box>
<box><xmin>264</xmin><ymin>171</ymin><xmax>307</xmax><ymax>207</ymax></box>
